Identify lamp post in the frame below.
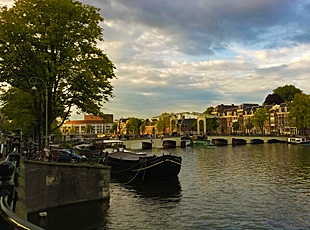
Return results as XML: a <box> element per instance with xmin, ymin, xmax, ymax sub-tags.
<box><xmin>29</xmin><ymin>77</ymin><xmax>48</xmax><ymax>148</ymax></box>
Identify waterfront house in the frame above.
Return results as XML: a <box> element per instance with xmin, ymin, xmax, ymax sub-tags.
<box><xmin>61</xmin><ymin>114</ymin><xmax>113</xmax><ymax>137</ymax></box>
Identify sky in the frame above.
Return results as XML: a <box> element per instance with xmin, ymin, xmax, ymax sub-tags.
<box><xmin>1</xmin><ymin>0</ymin><xmax>310</xmax><ymax>120</ymax></box>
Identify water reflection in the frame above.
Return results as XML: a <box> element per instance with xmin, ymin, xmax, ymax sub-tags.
<box><xmin>45</xmin><ymin>200</ymin><xmax>110</xmax><ymax>230</ymax></box>
<box><xmin>116</xmin><ymin>177</ymin><xmax>182</xmax><ymax>200</ymax></box>
<box><xmin>35</xmin><ymin>144</ymin><xmax>310</xmax><ymax>229</ymax></box>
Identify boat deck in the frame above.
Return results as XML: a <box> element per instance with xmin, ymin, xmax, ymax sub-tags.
<box><xmin>108</xmin><ymin>151</ymin><xmax>149</xmax><ymax>161</ymax></box>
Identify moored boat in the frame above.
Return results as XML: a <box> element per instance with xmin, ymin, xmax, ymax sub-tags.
<box><xmin>107</xmin><ymin>150</ymin><xmax>182</xmax><ymax>184</ymax></box>
<box><xmin>190</xmin><ymin>135</ymin><xmax>214</xmax><ymax>147</ymax></box>
<box><xmin>287</xmin><ymin>136</ymin><xmax>310</xmax><ymax>144</ymax></box>
<box><xmin>74</xmin><ymin>139</ymin><xmax>124</xmax><ymax>157</ymax></box>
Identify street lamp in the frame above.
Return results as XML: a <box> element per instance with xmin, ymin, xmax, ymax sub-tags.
<box><xmin>29</xmin><ymin>77</ymin><xmax>48</xmax><ymax>148</ymax></box>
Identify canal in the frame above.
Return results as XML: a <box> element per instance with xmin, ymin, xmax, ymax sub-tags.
<box><xmin>46</xmin><ymin>143</ymin><xmax>310</xmax><ymax>229</ymax></box>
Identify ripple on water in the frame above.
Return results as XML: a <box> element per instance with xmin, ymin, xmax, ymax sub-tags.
<box><xmin>46</xmin><ymin>144</ymin><xmax>310</xmax><ymax>230</ymax></box>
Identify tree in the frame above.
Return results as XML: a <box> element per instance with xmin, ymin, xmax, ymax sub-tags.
<box><xmin>140</xmin><ymin>123</ymin><xmax>146</xmax><ymax>135</ymax></box>
<box><xmin>171</xmin><ymin>119</ymin><xmax>176</xmax><ymax>133</ymax></box>
<box><xmin>232</xmin><ymin>121</ymin><xmax>240</xmax><ymax>133</ymax></box>
<box><xmin>263</xmin><ymin>94</ymin><xmax>284</xmax><ymax>105</ymax></box>
<box><xmin>206</xmin><ymin>118</ymin><xmax>218</xmax><ymax>132</ymax></box>
<box><xmin>191</xmin><ymin>119</ymin><xmax>197</xmax><ymax>131</ymax></box>
<box><xmin>288</xmin><ymin>93</ymin><xmax>310</xmax><ymax>135</ymax></box>
<box><xmin>126</xmin><ymin>118</ymin><xmax>142</xmax><ymax>135</ymax></box>
<box><xmin>245</xmin><ymin>117</ymin><xmax>254</xmax><ymax>133</ymax></box>
<box><xmin>110</xmin><ymin>122</ymin><xmax>118</xmax><ymax>134</ymax></box>
<box><xmin>0</xmin><ymin>0</ymin><xmax>116</xmax><ymax>139</ymax></box>
<box><xmin>203</xmin><ymin>106</ymin><xmax>214</xmax><ymax>115</ymax></box>
<box><xmin>69</xmin><ymin>126</ymin><xmax>78</xmax><ymax>134</ymax></box>
<box><xmin>273</xmin><ymin>85</ymin><xmax>302</xmax><ymax>102</ymax></box>
<box><xmin>253</xmin><ymin>108</ymin><xmax>269</xmax><ymax>134</ymax></box>
<box><xmin>0</xmin><ymin>87</ymin><xmax>37</xmax><ymax>135</ymax></box>
<box><xmin>85</xmin><ymin>124</ymin><xmax>94</xmax><ymax>134</ymax></box>
<box><xmin>156</xmin><ymin>113</ymin><xmax>170</xmax><ymax>134</ymax></box>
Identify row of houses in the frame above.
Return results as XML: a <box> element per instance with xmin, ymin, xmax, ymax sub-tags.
<box><xmin>212</xmin><ymin>103</ymin><xmax>294</xmax><ymax>136</ymax></box>
<box><xmin>60</xmin><ymin>102</ymin><xmax>297</xmax><ymax>137</ymax></box>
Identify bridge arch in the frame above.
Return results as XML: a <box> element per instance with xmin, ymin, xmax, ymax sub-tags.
<box><xmin>197</xmin><ymin>118</ymin><xmax>206</xmax><ymax>134</ymax></box>
<box><xmin>212</xmin><ymin>138</ymin><xmax>228</xmax><ymax>146</ymax></box>
<box><xmin>232</xmin><ymin>138</ymin><xmax>247</xmax><ymax>145</ymax></box>
<box><xmin>250</xmin><ymin>139</ymin><xmax>264</xmax><ymax>144</ymax></box>
<box><xmin>267</xmin><ymin>139</ymin><xmax>280</xmax><ymax>143</ymax></box>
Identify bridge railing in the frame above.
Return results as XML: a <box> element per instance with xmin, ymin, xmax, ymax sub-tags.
<box><xmin>0</xmin><ymin>151</ymin><xmax>45</xmax><ymax>230</ymax></box>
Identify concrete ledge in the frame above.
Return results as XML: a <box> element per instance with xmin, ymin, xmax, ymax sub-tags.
<box><xmin>24</xmin><ymin>160</ymin><xmax>110</xmax><ymax>213</ymax></box>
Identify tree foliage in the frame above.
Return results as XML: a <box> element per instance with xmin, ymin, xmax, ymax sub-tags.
<box><xmin>203</xmin><ymin>106</ymin><xmax>214</xmax><ymax>115</ymax></box>
<box><xmin>69</xmin><ymin>126</ymin><xmax>78</xmax><ymax>134</ymax></box>
<box><xmin>126</xmin><ymin>117</ymin><xmax>142</xmax><ymax>134</ymax></box>
<box><xmin>0</xmin><ymin>87</ymin><xmax>37</xmax><ymax>135</ymax></box>
<box><xmin>232</xmin><ymin>121</ymin><xmax>239</xmax><ymax>132</ymax></box>
<box><xmin>140</xmin><ymin>123</ymin><xmax>146</xmax><ymax>134</ymax></box>
<box><xmin>191</xmin><ymin>119</ymin><xmax>197</xmax><ymax>131</ymax></box>
<box><xmin>288</xmin><ymin>93</ymin><xmax>310</xmax><ymax>135</ymax></box>
<box><xmin>263</xmin><ymin>94</ymin><xmax>284</xmax><ymax>105</ymax></box>
<box><xmin>170</xmin><ymin>119</ymin><xmax>176</xmax><ymax>132</ymax></box>
<box><xmin>0</xmin><ymin>0</ymin><xmax>116</xmax><ymax>136</ymax></box>
<box><xmin>253</xmin><ymin>108</ymin><xmax>269</xmax><ymax>133</ymax></box>
<box><xmin>273</xmin><ymin>85</ymin><xmax>302</xmax><ymax>102</ymax></box>
<box><xmin>156</xmin><ymin>113</ymin><xmax>170</xmax><ymax>134</ymax></box>
<box><xmin>110</xmin><ymin>122</ymin><xmax>117</xmax><ymax>134</ymax></box>
<box><xmin>85</xmin><ymin>124</ymin><xmax>94</xmax><ymax>134</ymax></box>
<box><xmin>206</xmin><ymin>118</ymin><xmax>218</xmax><ymax>132</ymax></box>
<box><xmin>245</xmin><ymin>117</ymin><xmax>254</xmax><ymax>131</ymax></box>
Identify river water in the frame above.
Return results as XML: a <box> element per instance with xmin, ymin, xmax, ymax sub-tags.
<box><xmin>47</xmin><ymin>143</ymin><xmax>310</xmax><ymax>230</ymax></box>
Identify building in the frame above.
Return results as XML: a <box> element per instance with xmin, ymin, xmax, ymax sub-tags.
<box><xmin>212</xmin><ymin>104</ymin><xmax>239</xmax><ymax>134</ymax></box>
<box><xmin>267</xmin><ymin>103</ymin><xmax>292</xmax><ymax>135</ymax></box>
<box><xmin>61</xmin><ymin>114</ymin><xmax>113</xmax><ymax>135</ymax></box>
<box><xmin>211</xmin><ymin>103</ymin><xmax>295</xmax><ymax>136</ymax></box>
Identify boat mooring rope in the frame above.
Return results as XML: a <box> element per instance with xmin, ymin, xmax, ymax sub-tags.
<box><xmin>111</xmin><ymin>160</ymin><xmax>144</xmax><ymax>174</ymax></box>
<box><xmin>123</xmin><ymin>160</ymin><xmax>146</xmax><ymax>185</ymax></box>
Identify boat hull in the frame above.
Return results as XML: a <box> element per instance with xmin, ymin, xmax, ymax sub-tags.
<box><xmin>190</xmin><ymin>140</ymin><xmax>214</xmax><ymax>147</ymax></box>
<box><xmin>288</xmin><ymin>137</ymin><xmax>310</xmax><ymax>144</ymax></box>
<box><xmin>107</xmin><ymin>153</ymin><xmax>182</xmax><ymax>183</ymax></box>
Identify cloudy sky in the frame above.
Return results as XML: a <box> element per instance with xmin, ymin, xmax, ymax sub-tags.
<box><xmin>1</xmin><ymin>0</ymin><xmax>310</xmax><ymax>120</ymax></box>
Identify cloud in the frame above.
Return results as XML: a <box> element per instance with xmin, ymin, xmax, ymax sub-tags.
<box><xmin>1</xmin><ymin>0</ymin><xmax>310</xmax><ymax>119</ymax></box>
<box><xmin>0</xmin><ymin>0</ymin><xmax>13</xmax><ymax>7</ymax></box>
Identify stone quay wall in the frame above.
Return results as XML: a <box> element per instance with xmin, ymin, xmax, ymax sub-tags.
<box><xmin>24</xmin><ymin>160</ymin><xmax>110</xmax><ymax>213</ymax></box>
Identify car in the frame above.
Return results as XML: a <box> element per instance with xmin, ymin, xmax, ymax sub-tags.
<box><xmin>50</xmin><ymin>148</ymin><xmax>82</xmax><ymax>163</ymax></box>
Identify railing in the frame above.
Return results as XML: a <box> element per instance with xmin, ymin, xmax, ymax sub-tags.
<box><xmin>0</xmin><ymin>152</ymin><xmax>45</xmax><ymax>230</ymax></box>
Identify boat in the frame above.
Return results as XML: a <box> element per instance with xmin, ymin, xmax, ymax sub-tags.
<box><xmin>287</xmin><ymin>136</ymin><xmax>310</xmax><ymax>144</ymax></box>
<box><xmin>74</xmin><ymin>139</ymin><xmax>124</xmax><ymax>157</ymax></box>
<box><xmin>107</xmin><ymin>150</ymin><xmax>182</xmax><ymax>183</ymax></box>
<box><xmin>181</xmin><ymin>136</ymin><xmax>192</xmax><ymax>146</ymax></box>
<box><xmin>190</xmin><ymin>135</ymin><xmax>214</xmax><ymax>147</ymax></box>
<box><xmin>75</xmin><ymin>139</ymin><xmax>182</xmax><ymax>183</ymax></box>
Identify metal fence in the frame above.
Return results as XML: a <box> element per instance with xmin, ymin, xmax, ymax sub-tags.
<box><xmin>0</xmin><ymin>151</ymin><xmax>45</xmax><ymax>230</ymax></box>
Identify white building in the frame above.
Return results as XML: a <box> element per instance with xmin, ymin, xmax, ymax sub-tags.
<box><xmin>61</xmin><ymin>114</ymin><xmax>114</xmax><ymax>135</ymax></box>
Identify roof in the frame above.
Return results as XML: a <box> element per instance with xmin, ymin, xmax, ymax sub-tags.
<box><xmin>65</xmin><ymin>114</ymin><xmax>113</xmax><ymax>125</ymax></box>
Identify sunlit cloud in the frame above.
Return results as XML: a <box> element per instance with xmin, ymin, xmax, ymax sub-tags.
<box><xmin>2</xmin><ymin>0</ymin><xmax>310</xmax><ymax>119</ymax></box>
